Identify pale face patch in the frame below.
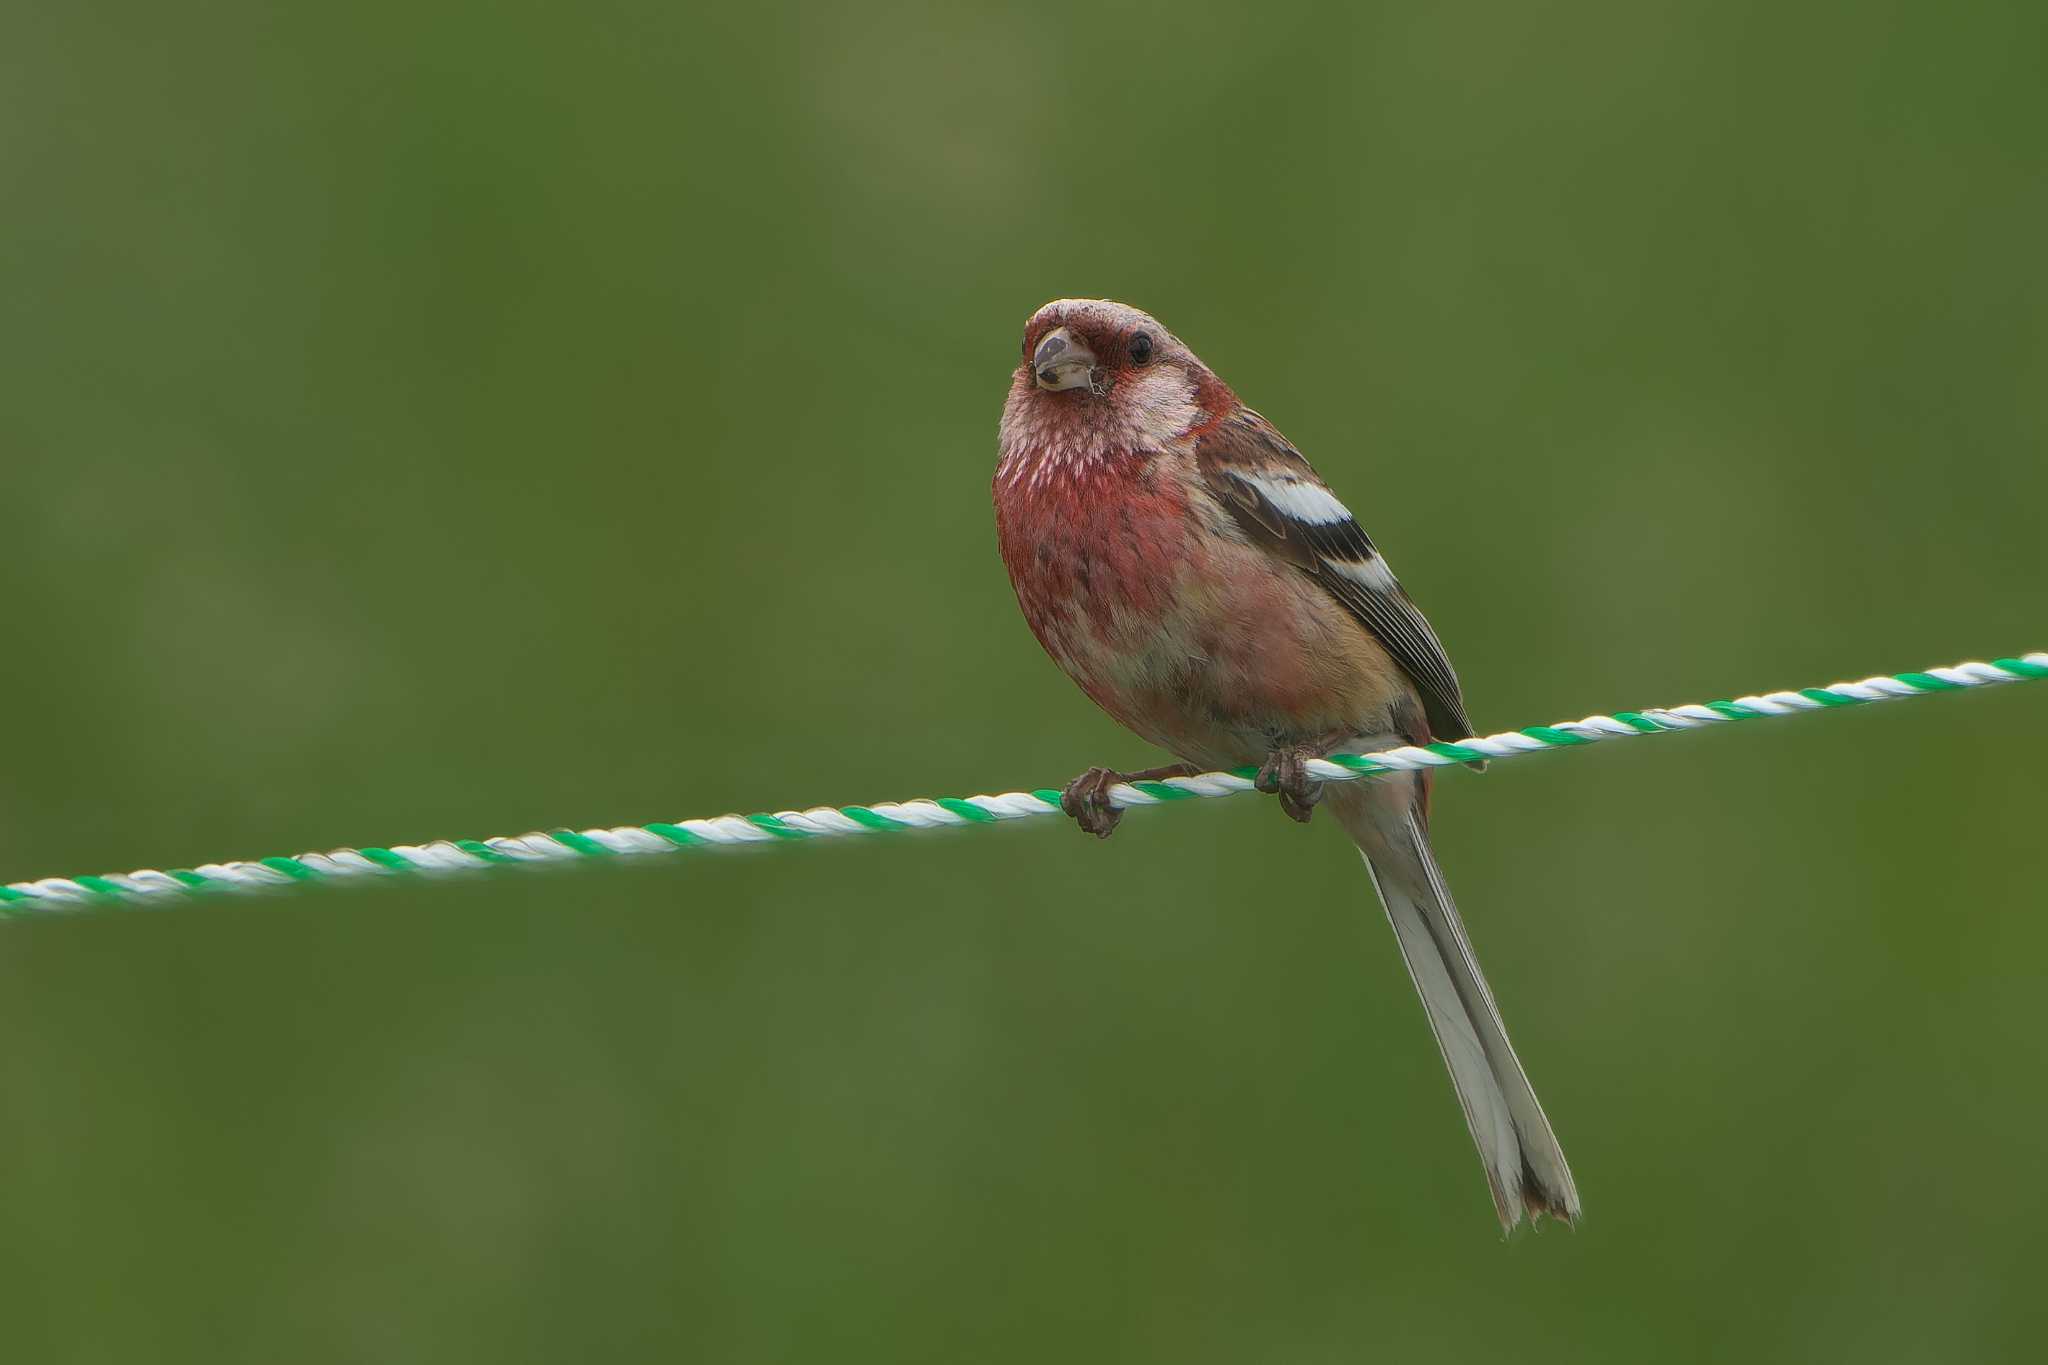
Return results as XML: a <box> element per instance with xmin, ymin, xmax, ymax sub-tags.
<box><xmin>997</xmin><ymin>297</ymin><xmax>1219</xmax><ymax>493</ymax></box>
<box><xmin>996</xmin><ymin>362</ymin><xmax>1201</xmax><ymax>492</ymax></box>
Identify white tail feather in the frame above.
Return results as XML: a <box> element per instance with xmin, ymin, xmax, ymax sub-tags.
<box><xmin>1338</xmin><ymin>796</ymin><xmax>1580</xmax><ymax>1230</ymax></box>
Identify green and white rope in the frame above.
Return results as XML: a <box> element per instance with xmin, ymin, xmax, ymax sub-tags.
<box><xmin>5</xmin><ymin>652</ymin><xmax>2043</xmax><ymax>914</ymax></box>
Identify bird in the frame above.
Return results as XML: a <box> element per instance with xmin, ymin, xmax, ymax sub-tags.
<box><xmin>992</xmin><ymin>298</ymin><xmax>1578</xmax><ymax>1231</ymax></box>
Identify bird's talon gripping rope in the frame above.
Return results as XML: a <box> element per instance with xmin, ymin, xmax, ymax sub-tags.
<box><xmin>1060</xmin><ymin>766</ymin><xmax>1128</xmax><ymax>838</ymax></box>
<box><xmin>1057</xmin><ymin>762</ymin><xmax>1201</xmax><ymax>838</ymax></box>
<box><xmin>1254</xmin><ymin>746</ymin><xmax>1326</xmax><ymax>824</ymax></box>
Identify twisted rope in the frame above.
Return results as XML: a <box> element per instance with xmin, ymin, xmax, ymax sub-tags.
<box><xmin>6</xmin><ymin>653</ymin><xmax>2043</xmax><ymax>914</ymax></box>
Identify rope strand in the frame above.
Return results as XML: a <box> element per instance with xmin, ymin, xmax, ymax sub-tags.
<box><xmin>6</xmin><ymin>652</ymin><xmax>2043</xmax><ymax>913</ymax></box>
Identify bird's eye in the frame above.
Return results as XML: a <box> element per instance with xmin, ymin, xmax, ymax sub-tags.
<box><xmin>1127</xmin><ymin>332</ymin><xmax>1154</xmax><ymax>365</ymax></box>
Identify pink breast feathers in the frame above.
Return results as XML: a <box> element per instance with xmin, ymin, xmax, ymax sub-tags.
<box><xmin>993</xmin><ymin>455</ymin><xmax>1197</xmax><ymax>703</ymax></box>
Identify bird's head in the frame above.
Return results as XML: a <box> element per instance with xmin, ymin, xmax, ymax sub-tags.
<box><xmin>999</xmin><ymin>299</ymin><xmax>1237</xmax><ymax>470</ymax></box>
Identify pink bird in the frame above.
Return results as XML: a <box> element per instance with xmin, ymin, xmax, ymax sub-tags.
<box><xmin>993</xmin><ymin>298</ymin><xmax>1578</xmax><ymax>1231</ymax></box>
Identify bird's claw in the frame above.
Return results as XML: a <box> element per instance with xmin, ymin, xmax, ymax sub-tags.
<box><xmin>1255</xmin><ymin>747</ymin><xmax>1325</xmax><ymax>824</ymax></box>
<box><xmin>1060</xmin><ymin>766</ymin><xmax>1127</xmax><ymax>839</ymax></box>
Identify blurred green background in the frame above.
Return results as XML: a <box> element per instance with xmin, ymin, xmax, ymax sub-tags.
<box><xmin>4</xmin><ymin>1</ymin><xmax>2046</xmax><ymax>1359</ymax></box>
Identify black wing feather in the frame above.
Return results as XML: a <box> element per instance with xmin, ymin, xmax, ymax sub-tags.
<box><xmin>1196</xmin><ymin>412</ymin><xmax>1476</xmax><ymax>743</ymax></box>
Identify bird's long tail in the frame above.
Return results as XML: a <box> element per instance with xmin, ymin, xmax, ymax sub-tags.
<box><xmin>1330</xmin><ymin>783</ymin><xmax>1580</xmax><ymax>1231</ymax></box>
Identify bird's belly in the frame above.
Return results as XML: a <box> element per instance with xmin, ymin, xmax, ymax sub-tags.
<box><xmin>1002</xmin><ymin>485</ymin><xmax>1403</xmax><ymax>767</ymax></box>
<box><xmin>1089</xmin><ymin>561</ymin><xmax>1401</xmax><ymax>766</ymax></box>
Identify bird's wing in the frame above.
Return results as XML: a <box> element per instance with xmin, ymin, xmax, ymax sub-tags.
<box><xmin>1194</xmin><ymin>409</ymin><xmax>1475</xmax><ymax>744</ymax></box>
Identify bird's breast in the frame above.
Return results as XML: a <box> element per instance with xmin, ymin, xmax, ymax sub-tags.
<box><xmin>995</xmin><ymin>456</ymin><xmax>1192</xmax><ymax>662</ymax></box>
<box><xmin>994</xmin><ymin>452</ymin><xmax>1398</xmax><ymax>763</ymax></box>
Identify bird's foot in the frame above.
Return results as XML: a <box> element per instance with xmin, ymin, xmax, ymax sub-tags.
<box><xmin>1060</xmin><ymin>766</ymin><xmax>1127</xmax><ymax>838</ymax></box>
<box><xmin>1255</xmin><ymin>744</ymin><xmax>1332</xmax><ymax>824</ymax></box>
<box><xmin>1059</xmin><ymin>763</ymin><xmax>1196</xmax><ymax>839</ymax></box>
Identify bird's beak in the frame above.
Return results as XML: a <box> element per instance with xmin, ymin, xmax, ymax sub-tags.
<box><xmin>1033</xmin><ymin>327</ymin><xmax>1101</xmax><ymax>394</ymax></box>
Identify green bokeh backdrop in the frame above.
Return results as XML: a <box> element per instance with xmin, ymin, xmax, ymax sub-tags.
<box><xmin>4</xmin><ymin>2</ymin><xmax>2045</xmax><ymax>1360</ymax></box>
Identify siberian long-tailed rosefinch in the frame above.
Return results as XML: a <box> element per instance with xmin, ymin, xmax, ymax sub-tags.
<box><xmin>993</xmin><ymin>299</ymin><xmax>1578</xmax><ymax>1231</ymax></box>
